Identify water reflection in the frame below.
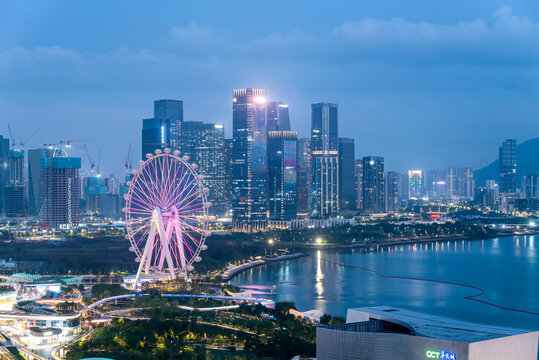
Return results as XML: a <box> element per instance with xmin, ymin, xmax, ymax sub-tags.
<box><xmin>231</xmin><ymin>236</ymin><xmax>539</xmax><ymax>330</ymax></box>
<box><xmin>315</xmin><ymin>250</ymin><xmax>324</xmax><ymax>299</ymax></box>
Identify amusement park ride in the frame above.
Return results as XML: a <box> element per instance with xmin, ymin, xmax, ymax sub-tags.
<box><xmin>123</xmin><ymin>148</ymin><xmax>211</xmax><ymax>289</ymax></box>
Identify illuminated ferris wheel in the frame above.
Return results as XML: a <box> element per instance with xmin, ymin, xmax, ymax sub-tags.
<box><xmin>123</xmin><ymin>148</ymin><xmax>211</xmax><ymax>288</ymax></box>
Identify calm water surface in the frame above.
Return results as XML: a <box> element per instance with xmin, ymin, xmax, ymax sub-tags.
<box><xmin>231</xmin><ymin>236</ymin><xmax>539</xmax><ymax>330</ymax></box>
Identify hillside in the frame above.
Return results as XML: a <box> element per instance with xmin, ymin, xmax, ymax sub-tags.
<box><xmin>474</xmin><ymin>138</ymin><xmax>539</xmax><ymax>187</ymax></box>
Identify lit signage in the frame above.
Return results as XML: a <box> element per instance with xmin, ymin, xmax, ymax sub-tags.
<box><xmin>426</xmin><ymin>350</ymin><xmax>456</xmax><ymax>359</ymax></box>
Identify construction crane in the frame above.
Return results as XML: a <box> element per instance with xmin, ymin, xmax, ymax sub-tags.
<box><xmin>83</xmin><ymin>144</ymin><xmax>96</xmax><ymax>176</ymax></box>
<box><xmin>125</xmin><ymin>143</ymin><xmax>133</xmax><ymax>175</ymax></box>
<box><xmin>8</xmin><ymin>125</ymin><xmax>40</xmax><ymax>150</ymax></box>
<box><xmin>7</xmin><ymin>124</ymin><xmax>15</xmax><ymax>149</ymax></box>
<box><xmin>19</xmin><ymin>127</ymin><xmax>40</xmax><ymax>149</ymax></box>
<box><xmin>59</xmin><ymin>139</ymin><xmax>95</xmax><ymax>157</ymax></box>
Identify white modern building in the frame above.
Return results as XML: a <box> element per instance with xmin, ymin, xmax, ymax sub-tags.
<box><xmin>317</xmin><ymin>306</ymin><xmax>539</xmax><ymax>360</ymax></box>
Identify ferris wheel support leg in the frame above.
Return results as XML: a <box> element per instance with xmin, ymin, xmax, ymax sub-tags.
<box><xmin>156</xmin><ymin>211</ymin><xmax>177</xmax><ymax>281</ymax></box>
<box><xmin>133</xmin><ymin>220</ymin><xmax>157</xmax><ymax>290</ymax></box>
<box><xmin>174</xmin><ymin>226</ymin><xmax>187</xmax><ymax>271</ymax></box>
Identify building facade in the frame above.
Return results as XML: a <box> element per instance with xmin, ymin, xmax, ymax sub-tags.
<box><xmin>267</xmin><ymin>131</ymin><xmax>297</xmax><ymax>220</ymax></box>
<box><xmin>362</xmin><ymin>156</ymin><xmax>385</xmax><ymax>213</ymax></box>
<box><xmin>141</xmin><ymin>118</ymin><xmax>170</xmax><ymax>159</ymax></box>
<box><xmin>296</xmin><ymin>138</ymin><xmax>311</xmax><ymax>218</ymax></box>
<box><xmin>6</xmin><ymin>149</ymin><xmax>26</xmax><ymax>216</ymax></box>
<box><xmin>154</xmin><ymin>100</ymin><xmax>183</xmax><ymax>150</ymax></box>
<box><xmin>385</xmin><ymin>171</ymin><xmax>399</xmax><ymax>213</ymax></box>
<box><xmin>408</xmin><ymin>170</ymin><xmax>423</xmax><ymax>199</ymax></box>
<box><xmin>317</xmin><ymin>306</ymin><xmax>538</xmax><ymax>360</ymax></box>
<box><xmin>232</xmin><ymin>88</ymin><xmax>267</xmax><ymax>226</ymax></box>
<box><xmin>499</xmin><ymin>139</ymin><xmax>517</xmax><ymax>193</ymax></box>
<box><xmin>28</xmin><ymin>148</ymin><xmax>46</xmax><ymax>216</ymax></box>
<box><xmin>0</xmin><ymin>136</ymin><xmax>9</xmax><ymax>214</ymax></box>
<box><xmin>266</xmin><ymin>102</ymin><xmax>290</xmax><ymax>132</ymax></box>
<box><xmin>181</xmin><ymin>121</ymin><xmax>227</xmax><ymax>215</ymax></box>
<box><xmin>39</xmin><ymin>156</ymin><xmax>81</xmax><ymax>229</ymax></box>
<box><xmin>339</xmin><ymin>138</ymin><xmax>356</xmax><ymax>211</ymax></box>
<box><xmin>311</xmin><ymin>103</ymin><xmax>339</xmax><ymax>218</ymax></box>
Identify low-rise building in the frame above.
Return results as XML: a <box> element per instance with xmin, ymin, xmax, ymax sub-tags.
<box><xmin>317</xmin><ymin>306</ymin><xmax>538</xmax><ymax>360</ymax></box>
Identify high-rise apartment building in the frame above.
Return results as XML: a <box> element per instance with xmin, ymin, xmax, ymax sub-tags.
<box><xmin>141</xmin><ymin>118</ymin><xmax>170</xmax><ymax>159</ymax></box>
<box><xmin>39</xmin><ymin>156</ymin><xmax>81</xmax><ymax>229</ymax></box>
<box><xmin>267</xmin><ymin>131</ymin><xmax>297</xmax><ymax>220</ymax></box>
<box><xmin>408</xmin><ymin>170</ymin><xmax>423</xmax><ymax>199</ymax></box>
<box><xmin>296</xmin><ymin>138</ymin><xmax>311</xmax><ymax>217</ymax></box>
<box><xmin>232</xmin><ymin>88</ymin><xmax>267</xmax><ymax>226</ymax></box>
<box><xmin>154</xmin><ymin>100</ymin><xmax>183</xmax><ymax>150</ymax></box>
<box><xmin>499</xmin><ymin>139</ymin><xmax>517</xmax><ymax>193</ymax></box>
<box><xmin>181</xmin><ymin>121</ymin><xmax>226</xmax><ymax>215</ymax></box>
<box><xmin>362</xmin><ymin>156</ymin><xmax>385</xmax><ymax>213</ymax></box>
<box><xmin>339</xmin><ymin>138</ymin><xmax>356</xmax><ymax>210</ymax></box>
<box><xmin>311</xmin><ymin>103</ymin><xmax>339</xmax><ymax>218</ymax></box>
<box><xmin>385</xmin><ymin>171</ymin><xmax>399</xmax><ymax>213</ymax></box>
<box><xmin>266</xmin><ymin>102</ymin><xmax>290</xmax><ymax>132</ymax></box>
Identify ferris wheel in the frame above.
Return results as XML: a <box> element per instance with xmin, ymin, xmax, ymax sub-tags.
<box><xmin>123</xmin><ymin>148</ymin><xmax>211</xmax><ymax>288</ymax></box>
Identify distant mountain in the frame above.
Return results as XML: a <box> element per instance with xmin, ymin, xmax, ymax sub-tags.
<box><xmin>474</xmin><ymin>138</ymin><xmax>539</xmax><ymax>187</ymax></box>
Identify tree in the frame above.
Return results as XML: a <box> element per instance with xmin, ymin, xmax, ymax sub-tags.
<box><xmin>319</xmin><ymin>313</ymin><xmax>332</xmax><ymax>325</ymax></box>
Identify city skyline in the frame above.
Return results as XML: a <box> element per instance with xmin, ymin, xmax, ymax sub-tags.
<box><xmin>4</xmin><ymin>2</ymin><xmax>539</xmax><ymax>176</ymax></box>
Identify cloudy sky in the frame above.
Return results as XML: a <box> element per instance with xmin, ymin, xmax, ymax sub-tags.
<box><xmin>1</xmin><ymin>0</ymin><xmax>539</xmax><ymax>177</ymax></box>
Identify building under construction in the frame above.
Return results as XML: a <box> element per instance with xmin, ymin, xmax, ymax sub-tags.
<box><xmin>39</xmin><ymin>156</ymin><xmax>81</xmax><ymax>229</ymax></box>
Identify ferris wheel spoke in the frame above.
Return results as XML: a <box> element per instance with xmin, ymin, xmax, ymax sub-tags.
<box><xmin>143</xmin><ymin>159</ymin><xmax>166</xmax><ymax>207</ymax></box>
<box><xmin>163</xmin><ymin>161</ymin><xmax>187</xmax><ymax>210</ymax></box>
<box><xmin>165</xmin><ymin>167</ymin><xmax>193</xmax><ymax>210</ymax></box>
<box><xmin>162</xmin><ymin>156</ymin><xmax>177</xmax><ymax>204</ymax></box>
<box><xmin>145</xmin><ymin>159</ymin><xmax>165</xmax><ymax>207</ymax></box>
<box><xmin>127</xmin><ymin>194</ymin><xmax>156</xmax><ymax>213</ymax></box>
<box><xmin>133</xmin><ymin>176</ymin><xmax>160</xmax><ymax>210</ymax></box>
<box><xmin>173</xmin><ymin>181</ymin><xmax>200</xmax><ymax>211</ymax></box>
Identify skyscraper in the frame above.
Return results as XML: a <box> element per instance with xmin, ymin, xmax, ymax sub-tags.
<box><xmin>154</xmin><ymin>100</ymin><xmax>183</xmax><ymax>150</ymax></box>
<box><xmin>362</xmin><ymin>156</ymin><xmax>385</xmax><ymax>213</ymax></box>
<box><xmin>266</xmin><ymin>102</ymin><xmax>290</xmax><ymax>132</ymax></box>
<box><xmin>141</xmin><ymin>118</ymin><xmax>170</xmax><ymax>159</ymax></box>
<box><xmin>311</xmin><ymin>103</ymin><xmax>339</xmax><ymax>218</ymax></box>
<box><xmin>499</xmin><ymin>139</ymin><xmax>517</xmax><ymax>193</ymax></box>
<box><xmin>408</xmin><ymin>170</ymin><xmax>423</xmax><ymax>199</ymax></box>
<box><xmin>339</xmin><ymin>138</ymin><xmax>356</xmax><ymax>211</ymax></box>
<box><xmin>28</xmin><ymin>148</ymin><xmax>45</xmax><ymax>215</ymax></box>
<box><xmin>232</xmin><ymin>88</ymin><xmax>267</xmax><ymax>226</ymax></box>
<box><xmin>224</xmin><ymin>139</ymin><xmax>233</xmax><ymax>212</ymax></box>
<box><xmin>522</xmin><ymin>174</ymin><xmax>539</xmax><ymax>199</ymax></box>
<box><xmin>39</xmin><ymin>156</ymin><xmax>81</xmax><ymax>229</ymax></box>
<box><xmin>457</xmin><ymin>167</ymin><xmax>474</xmax><ymax>199</ymax></box>
<box><xmin>446</xmin><ymin>167</ymin><xmax>457</xmax><ymax>199</ymax></box>
<box><xmin>0</xmin><ymin>136</ymin><xmax>9</xmax><ymax>214</ymax></box>
<box><xmin>6</xmin><ymin>149</ymin><xmax>26</xmax><ymax>216</ymax></box>
<box><xmin>267</xmin><ymin>131</ymin><xmax>297</xmax><ymax>220</ymax></box>
<box><xmin>181</xmin><ymin>121</ymin><xmax>226</xmax><ymax>215</ymax></box>
<box><xmin>296</xmin><ymin>138</ymin><xmax>311</xmax><ymax>217</ymax></box>
<box><xmin>385</xmin><ymin>171</ymin><xmax>399</xmax><ymax>213</ymax></box>
<box><xmin>355</xmin><ymin>160</ymin><xmax>363</xmax><ymax>210</ymax></box>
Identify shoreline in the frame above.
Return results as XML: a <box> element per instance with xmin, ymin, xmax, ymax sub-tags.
<box><xmin>223</xmin><ymin>231</ymin><xmax>538</xmax><ymax>281</ymax></box>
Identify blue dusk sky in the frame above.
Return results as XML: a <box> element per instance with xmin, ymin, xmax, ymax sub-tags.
<box><xmin>2</xmin><ymin>0</ymin><xmax>539</xmax><ymax>177</ymax></box>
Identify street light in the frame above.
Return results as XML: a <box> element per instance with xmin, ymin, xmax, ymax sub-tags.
<box><xmin>316</xmin><ymin>237</ymin><xmax>323</xmax><ymax>244</ymax></box>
